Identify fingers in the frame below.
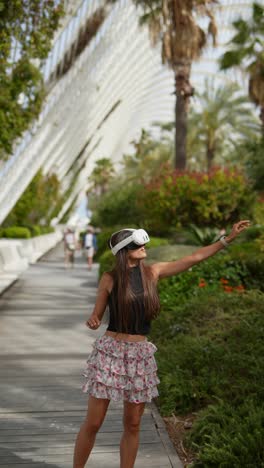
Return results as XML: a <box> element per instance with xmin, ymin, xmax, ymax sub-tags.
<box><xmin>235</xmin><ymin>220</ymin><xmax>251</xmax><ymax>231</ymax></box>
<box><xmin>86</xmin><ymin>317</ymin><xmax>101</xmax><ymax>329</ymax></box>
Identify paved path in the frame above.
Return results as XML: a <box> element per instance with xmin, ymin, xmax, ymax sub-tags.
<box><xmin>0</xmin><ymin>244</ymin><xmax>182</xmax><ymax>468</ymax></box>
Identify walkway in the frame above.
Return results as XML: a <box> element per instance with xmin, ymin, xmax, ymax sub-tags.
<box><xmin>0</xmin><ymin>244</ymin><xmax>182</xmax><ymax>468</ymax></box>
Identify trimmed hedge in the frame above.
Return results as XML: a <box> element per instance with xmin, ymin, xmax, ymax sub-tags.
<box><xmin>0</xmin><ymin>226</ymin><xmax>31</xmax><ymax>239</ymax></box>
<box><xmin>0</xmin><ymin>225</ymin><xmax>55</xmax><ymax>239</ymax></box>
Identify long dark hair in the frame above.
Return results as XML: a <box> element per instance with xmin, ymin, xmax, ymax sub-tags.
<box><xmin>108</xmin><ymin>230</ymin><xmax>160</xmax><ymax>332</ymax></box>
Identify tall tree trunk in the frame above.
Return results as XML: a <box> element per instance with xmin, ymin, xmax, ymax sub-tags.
<box><xmin>206</xmin><ymin>145</ymin><xmax>215</xmax><ymax>172</ymax></box>
<box><xmin>175</xmin><ymin>94</ymin><xmax>187</xmax><ymax>170</ymax></box>
<box><xmin>174</xmin><ymin>67</ymin><xmax>194</xmax><ymax>170</ymax></box>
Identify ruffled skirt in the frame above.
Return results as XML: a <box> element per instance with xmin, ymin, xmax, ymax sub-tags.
<box><xmin>82</xmin><ymin>334</ymin><xmax>160</xmax><ymax>403</ymax></box>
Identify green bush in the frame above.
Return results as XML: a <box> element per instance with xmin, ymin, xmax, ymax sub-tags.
<box><xmin>39</xmin><ymin>225</ymin><xmax>54</xmax><ymax>234</ymax></box>
<box><xmin>0</xmin><ymin>224</ymin><xmax>54</xmax><ymax>239</ymax></box>
<box><xmin>3</xmin><ymin>170</ymin><xmax>61</xmax><ymax>228</ymax></box>
<box><xmin>0</xmin><ymin>226</ymin><xmax>31</xmax><ymax>238</ymax></box>
<box><xmin>91</xmin><ymin>183</ymin><xmax>142</xmax><ymax>227</ymax></box>
<box><xmin>184</xmin><ymin>224</ymin><xmax>222</xmax><ymax>246</ymax></box>
<box><xmin>157</xmin><ymin>252</ymin><xmax>248</xmax><ymax>310</ymax></box>
<box><xmin>151</xmin><ymin>290</ymin><xmax>264</xmax><ymax>416</ymax></box>
<box><xmin>138</xmin><ymin>168</ymin><xmax>255</xmax><ymax>234</ymax></box>
<box><xmin>28</xmin><ymin>225</ymin><xmax>41</xmax><ymax>236</ymax></box>
<box><xmin>238</xmin><ymin>224</ymin><xmax>263</xmax><ymax>242</ymax></box>
<box><xmin>253</xmin><ymin>198</ymin><xmax>264</xmax><ymax>225</ymax></box>
<box><xmin>99</xmin><ymin>250</ymin><xmax>115</xmax><ymax>277</ymax></box>
<box><xmin>229</xmin><ymin>242</ymin><xmax>264</xmax><ymax>291</ymax></box>
<box><xmin>187</xmin><ymin>399</ymin><xmax>264</xmax><ymax>467</ymax></box>
<box><xmin>147</xmin><ymin>237</ymin><xmax>169</xmax><ymax>248</ymax></box>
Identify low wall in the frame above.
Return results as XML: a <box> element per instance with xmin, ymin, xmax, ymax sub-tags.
<box><xmin>0</xmin><ymin>230</ymin><xmax>62</xmax><ymax>294</ymax></box>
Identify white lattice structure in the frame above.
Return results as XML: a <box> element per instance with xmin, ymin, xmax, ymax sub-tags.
<box><xmin>0</xmin><ymin>0</ymin><xmax>256</xmax><ymax>224</ymax></box>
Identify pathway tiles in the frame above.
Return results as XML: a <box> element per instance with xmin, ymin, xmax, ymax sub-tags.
<box><xmin>0</xmin><ymin>245</ymin><xmax>182</xmax><ymax>468</ymax></box>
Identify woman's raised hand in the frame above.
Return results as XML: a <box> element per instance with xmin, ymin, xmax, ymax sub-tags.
<box><xmin>226</xmin><ymin>220</ymin><xmax>251</xmax><ymax>242</ymax></box>
<box><xmin>86</xmin><ymin>314</ymin><xmax>101</xmax><ymax>330</ymax></box>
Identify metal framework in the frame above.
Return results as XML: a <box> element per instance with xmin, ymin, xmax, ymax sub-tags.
<box><xmin>0</xmin><ymin>0</ymin><xmax>255</xmax><ymax>224</ymax></box>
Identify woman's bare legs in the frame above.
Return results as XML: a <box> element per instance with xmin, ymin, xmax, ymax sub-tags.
<box><xmin>73</xmin><ymin>396</ymin><xmax>110</xmax><ymax>468</ymax></box>
<box><xmin>87</xmin><ymin>256</ymin><xmax>93</xmax><ymax>271</ymax></box>
<box><xmin>120</xmin><ymin>401</ymin><xmax>145</xmax><ymax>468</ymax></box>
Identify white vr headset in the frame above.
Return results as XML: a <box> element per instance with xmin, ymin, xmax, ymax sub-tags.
<box><xmin>110</xmin><ymin>229</ymin><xmax>150</xmax><ymax>255</ymax></box>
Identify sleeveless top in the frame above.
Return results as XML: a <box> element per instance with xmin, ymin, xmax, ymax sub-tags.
<box><xmin>106</xmin><ymin>265</ymin><xmax>151</xmax><ymax>335</ymax></box>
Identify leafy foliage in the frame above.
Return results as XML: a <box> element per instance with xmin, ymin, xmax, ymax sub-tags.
<box><xmin>0</xmin><ymin>0</ymin><xmax>64</xmax><ymax>159</ymax></box>
<box><xmin>151</xmin><ymin>290</ymin><xmax>264</xmax><ymax>416</ymax></box>
<box><xmin>88</xmin><ymin>158</ymin><xmax>115</xmax><ymax>196</ymax></box>
<box><xmin>121</xmin><ymin>128</ymin><xmax>172</xmax><ymax>182</ymax></box>
<box><xmin>3</xmin><ymin>170</ymin><xmax>61</xmax><ymax>228</ymax></box>
<box><xmin>138</xmin><ymin>167</ymin><xmax>255</xmax><ymax>234</ymax></box>
<box><xmin>184</xmin><ymin>224</ymin><xmax>221</xmax><ymax>246</ymax></box>
<box><xmin>0</xmin><ymin>226</ymin><xmax>31</xmax><ymax>239</ymax></box>
<box><xmin>187</xmin><ymin>80</ymin><xmax>260</xmax><ymax>171</ymax></box>
<box><xmin>244</xmin><ymin>138</ymin><xmax>264</xmax><ymax>190</ymax></box>
<box><xmin>91</xmin><ymin>182</ymin><xmax>143</xmax><ymax>227</ymax></box>
<box><xmin>187</xmin><ymin>399</ymin><xmax>264</xmax><ymax>467</ymax></box>
<box><xmin>219</xmin><ymin>2</ymin><xmax>264</xmax><ymax>126</ymax></box>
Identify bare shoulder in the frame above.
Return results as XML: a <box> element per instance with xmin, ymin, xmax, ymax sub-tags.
<box><xmin>99</xmin><ymin>272</ymin><xmax>114</xmax><ymax>293</ymax></box>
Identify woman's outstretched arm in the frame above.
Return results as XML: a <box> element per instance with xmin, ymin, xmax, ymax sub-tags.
<box><xmin>152</xmin><ymin>220</ymin><xmax>251</xmax><ymax>280</ymax></box>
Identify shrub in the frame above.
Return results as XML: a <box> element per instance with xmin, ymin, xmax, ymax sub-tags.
<box><xmin>156</xmin><ymin>251</ymin><xmax>248</xmax><ymax>311</ymax></box>
<box><xmin>28</xmin><ymin>225</ymin><xmax>42</xmax><ymax>236</ymax></box>
<box><xmin>138</xmin><ymin>168</ymin><xmax>255</xmax><ymax>234</ymax></box>
<box><xmin>39</xmin><ymin>225</ymin><xmax>54</xmax><ymax>234</ymax></box>
<box><xmin>2</xmin><ymin>170</ymin><xmax>61</xmax><ymax>227</ymax></box>
<box><xmin>91</xmin><ymin>183</ymin><xmax>142</xmax><ymax>227</ymax></box>
<box><xmin>147</xmin><ymin>237</ymin><xmax>169</xmax><ymax>248</ymax></box>
<box><xmin>1</xmin><ymin>226</ymin><xmax>31</xmax><ymax>238</ymax></box>
<box><xmin>253</xmin><ymin>198</ymin><xmax>264</xmax><ymax>225</ymax></box>
<box><xmin>99</xmin><ymin>250</ymin><xmax>115</xmax><ymax>277</ymax></box>
<box><xmin>151</xmin><ymin>290</ymin><xmax>264</xmax><ymax>415</ymax></box>
<box><xmin>187</xmin><ymin>399</ymin><xmax>264</xmax><ymax>467</ymax></box>
<box><xmin>229</xmin><ymin>242</ymin><xmax>264</xmax><ymax>291</ymax></box>
<box><xmin>183</xmin><ymin>224</ymin><xmax>221</xmax><ymax>246</ymax></box>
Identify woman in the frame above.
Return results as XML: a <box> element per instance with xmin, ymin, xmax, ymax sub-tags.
<box><xmin>73</xmin><ymin>220</ymin><xmax>250</xmax><ymax>468</ymax></box>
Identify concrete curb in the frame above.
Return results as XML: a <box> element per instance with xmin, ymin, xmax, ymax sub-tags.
<box><xmin>150</xmin><ymin>402</ymin><xmax>183</xmax><ymax>468</ymax></box>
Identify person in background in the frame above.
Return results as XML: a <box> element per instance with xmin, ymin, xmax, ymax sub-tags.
<box><xmin>84</xmin><ymin>227</ymin><xmax>96</xmax><ymax>271</ymax></box>
<box><xmin>64</xmin><ymin>228</ymin><xmax>76</xmax><ymax>268</ymax></box>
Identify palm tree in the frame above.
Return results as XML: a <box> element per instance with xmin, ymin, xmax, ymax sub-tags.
<box><xmin>187</xmin><ymin>80</ymin><xmax>260</xmax><ymax>171</ymax></box>
<box><xmin>88</xmin><ymin>157</ymin><xmax>115</xmax><ymax>195</ymax></box>
<box><xmin>121</xmin><ymin>128</ymin><xmax>172</xmax><ymax>182</ymax></box>
<box><xmin>220</xmin><ymin>2</ymin><xmax>264</xmax><ymax>132</ymax></box>
<box><xmin>131</xmin><ymin>0</ymin><xmax>218</xmax><ymax>169</ymax></box>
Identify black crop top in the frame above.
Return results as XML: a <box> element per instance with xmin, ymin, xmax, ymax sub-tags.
<box><xmin>106</xmin><ymin>265</ymin><xmax>151</xmax><ymax>335</ymax></box>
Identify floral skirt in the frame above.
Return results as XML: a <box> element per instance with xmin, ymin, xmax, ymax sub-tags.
<box><xmin>82</xmin><ymin>334</ymin><xmax>160</xmax><ymax>404</ymax></box>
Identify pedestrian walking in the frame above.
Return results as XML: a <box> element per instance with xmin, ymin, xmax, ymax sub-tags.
<box><xmin>84</xmin><ymin>227</ymin><xmax>96</xmax><ymax>271</ymax></box>
<box><xmin>73</xmin><ymin>220</ymin><xmax>250</xmax><ymax>468</ymax></box>
<box><xmin>64</xmin><ymin>228</ymin><xmax>76</xmax><ymax>268</ymax></box>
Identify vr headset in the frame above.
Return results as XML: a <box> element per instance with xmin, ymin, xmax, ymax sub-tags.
<box><xmin>110</xmin><ymin>229</ymin><xmax>150</xmax><ymax>255</ymax></box>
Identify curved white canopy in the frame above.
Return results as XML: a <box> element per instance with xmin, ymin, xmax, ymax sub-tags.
<box><xmin>0</xmin><ymin>0</ymin><xmax>255</xmax><ymax>224</ymax></box>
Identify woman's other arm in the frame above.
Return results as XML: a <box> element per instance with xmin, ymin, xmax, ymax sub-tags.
<box><xmin>152</xmin><ymin>220</ymin><xmax>251</xmax><ymax>280</ymax></box>
<box><xmin>86</xmin><ymin>273</ymin><xmax>113</xmax><ymax>329</ymax></box>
